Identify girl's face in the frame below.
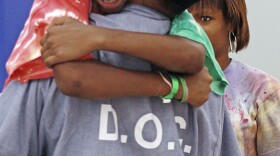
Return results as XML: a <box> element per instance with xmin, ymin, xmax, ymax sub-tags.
<box><xmin>189</xmin><ymin>6</ymin><xmax>231</xmax><ymax>63</ymax></box>
<box><xmin>95</xmin><ymin>0</ymin><xmax>127</xmax><ymax>14</ymax></box>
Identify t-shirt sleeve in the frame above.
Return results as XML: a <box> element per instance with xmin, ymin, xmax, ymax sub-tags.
<box><xmin>257</xmin><ymin>88</ymin><xmax>280</xmax><ymax>155</ymax></box>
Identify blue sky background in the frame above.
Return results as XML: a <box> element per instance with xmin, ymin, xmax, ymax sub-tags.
<box><xmin>0</xmin><ymin>0</ymin><xmax>33</xmax><ymax>90</ymax></box>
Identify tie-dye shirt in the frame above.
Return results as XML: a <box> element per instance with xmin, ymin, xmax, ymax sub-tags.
<box><xmin>224</xmin><ymin>60</ymin><xmax>280</xmax><ymax>156</ymax></box>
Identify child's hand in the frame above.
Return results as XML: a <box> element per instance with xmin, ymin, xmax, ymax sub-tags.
<box><xmin>41</xmin><ymin>17</ymin><xmax>94</xmax><ymax>67</ymax></box>
<box><xmin>185</xmin><ymin>67</ymin><xmax>212</xmax><ymax>107</ymax></box>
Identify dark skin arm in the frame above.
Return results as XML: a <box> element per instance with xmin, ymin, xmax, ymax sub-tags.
<box><xmin>41</xmin><ymin>17</ymin><xmax>211</xmax><ymax>107</ymax></box>
<box><xmin>53</xmin><ymin>60</ymin><xmax>212</xmax><ymax>107</ymax></box>
<box><xmin>41</xmin><ymin>17</ymin><xmax>205</xmax><ymax>74</ymax></box>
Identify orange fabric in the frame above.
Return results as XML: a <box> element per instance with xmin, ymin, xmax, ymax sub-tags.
<box><xmin>5</xmin><ymin>0</ymin><xmax>92</xmax><ymax>86</ymax></box>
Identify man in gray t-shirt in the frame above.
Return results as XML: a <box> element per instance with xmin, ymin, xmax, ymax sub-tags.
<box><xmin>0</xmin><ymin>4</ymin><xmax>241</xmax><ymax>156</ymax></box>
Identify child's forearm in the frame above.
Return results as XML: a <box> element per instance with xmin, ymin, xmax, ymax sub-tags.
<box><xmin>89</xmin><ymin>26</ymin><xmax>205</xmax><ymax>74</ymax></box>
<box><xmin>53</xmin><ymin>60</ymin><xmax>211</xmax><ymax>107</ymax></box>
<box><xmin>53</xmin><ymin>60</ymin><xmax>170</xmax><ymax>99</ymax></box>
<box><xmin>42</xmin><ymin>18</ymin><xmax>205</xmax><ymax>74</ymax></box>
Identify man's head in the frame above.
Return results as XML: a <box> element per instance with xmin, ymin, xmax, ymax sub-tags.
<box><xmin>162</xmin><ymin>0</ymin><xmax>199</xmax><ymax>16</ymax></box>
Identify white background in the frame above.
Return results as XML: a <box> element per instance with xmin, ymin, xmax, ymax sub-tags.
<box><xmin>230</xmin><ymin>0</ymin><xmax>280</xmax><ymax>80</ymax></box>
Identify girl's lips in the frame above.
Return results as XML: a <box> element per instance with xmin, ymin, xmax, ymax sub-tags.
<box><xmin>101</xmin><ymin>0</ymin><xmax>118</xmax><ymax>3</ymax></box>
<box><xmin>96</xmin><ymin>0</ymin><xmax>124</xmax><ymax>10</ymax></box>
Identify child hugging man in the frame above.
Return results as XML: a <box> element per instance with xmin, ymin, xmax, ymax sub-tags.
<box><xmin>0</xmin><ymin>0</ymin><xmax>241</xmax><ymax>156</ymax></box>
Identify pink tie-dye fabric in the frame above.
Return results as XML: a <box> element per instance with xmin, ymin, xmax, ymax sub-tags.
<box><xmin>224</xmin><ymin>60</ymin><xmax>280</xmax><ymax>156</ymax></box>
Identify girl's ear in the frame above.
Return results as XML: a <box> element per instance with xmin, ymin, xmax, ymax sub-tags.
<box><xmin>227</xmin><ymin>21</ymin><xmax>234</xmax><ymax>33</ymax></box>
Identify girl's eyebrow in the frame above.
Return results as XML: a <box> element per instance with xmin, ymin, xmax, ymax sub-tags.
<box><xmin>200</xmin><ymin>9</ymin><xmax>214</xmax><ymax>14</ymax></box>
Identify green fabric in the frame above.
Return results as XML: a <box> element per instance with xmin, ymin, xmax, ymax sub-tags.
<box><xmin>170</xmin><ymin>11</ymin><xmax>229</xmax><ymax>95</ymax></box>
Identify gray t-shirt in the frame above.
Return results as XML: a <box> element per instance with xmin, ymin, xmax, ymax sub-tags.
<box><xmin>0</xmin><ymin>4</ymin><xmax>241</xmax><ymax>156</ymax></box>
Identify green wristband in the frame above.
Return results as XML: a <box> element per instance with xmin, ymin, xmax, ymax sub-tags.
<box><xmin>178</xmin><ymin>76</ymin><xmax>188</xmax><ymax>102</ymax></box>
<box><xmin>162</xmin><ymin>73</ymin><xmax>179</xmax><ymax>100</ymax></box>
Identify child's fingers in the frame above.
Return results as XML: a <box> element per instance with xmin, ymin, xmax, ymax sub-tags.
<box><xmin>40</xmin><ymin>37</ymin><xmax>49</xmax><ymax>56</ymax></box>
<box><xmin>40</xmin><ymin>32</ymin><xmax>48</xmax><ymax>46</ymax></box>
<box><xmin>49</xmin><ymin>17</ymin><xmax>77</xmax><ymax>28</ymax></box>
<box><xmin>42</xmin><ymin>50</ymin><xmax>60</xmax><ymax>68</ymax></box>
<box><xmin>43</xmin><ymin>55</ymin><xmax>57</xmax><ymax>68</ymax></box>
<box><xmin>49</xmin><ymin>17</ymin><xmax>66</xmax><ymax>28</ymax></box>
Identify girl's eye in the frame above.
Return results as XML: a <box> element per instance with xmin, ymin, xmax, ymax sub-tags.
<box><xmin>201</xmin><ymin>16</ymin><xmax>211</xmax><ymax>22</ymax></box>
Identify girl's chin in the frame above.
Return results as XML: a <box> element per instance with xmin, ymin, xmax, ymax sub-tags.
<box><xmin>96</xmin><ymin>0</ymin><xmax>126</xmax><ymax>13</ymax></box>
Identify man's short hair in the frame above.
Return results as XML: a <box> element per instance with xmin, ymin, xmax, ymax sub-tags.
<box><xmin>163</xmin><ymin>0</ymin><xmax>198</xmax><ymax>15</ymax></box>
